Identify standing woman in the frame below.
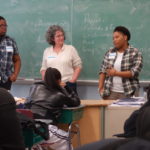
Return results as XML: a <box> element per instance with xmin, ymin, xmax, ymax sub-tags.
<box><xmin>99</xmin><ymin>26</ymin><xmax>143</xmax><ymax>100</ymax></box>
<box><xmin>40</xmin><ymin>25</ymin><xmax>82</xmax><ymax>93</ymax></box>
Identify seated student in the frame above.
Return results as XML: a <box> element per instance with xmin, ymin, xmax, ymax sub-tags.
<box><xmin>0</xmin><ymin>88</ymin><xmax>25</xmax><ymax>150</ymax></box>
<box><xmin>25</xmin><ymin>67</ymin><xmax>80</xmax><ymax>150</ymax></box>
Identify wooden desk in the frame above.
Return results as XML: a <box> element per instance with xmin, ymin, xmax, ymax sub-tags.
<box><xmin>77</xmin><ymin>100</ymin><xmax>114</xmax><ymax>145</ymax></box>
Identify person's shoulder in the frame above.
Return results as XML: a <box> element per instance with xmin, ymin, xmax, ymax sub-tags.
<box><xmin>44</xmin><ymin>46</ymin><xmax>53</xmax><ymax>52</ymax></box>
<box><xmin>32</xmin><ymin>81</ymin><xmax>46</xmax><ymax>88</ymax></box>
<box><xmin>104</xmin><ymin>47</ymin><xmax>116</xmax><ymax>55</ymax></box>
<box><xmin>129</xmin><ymin>46</ymin><xmax>139</xmax><ymax>51</ymax></box>
<box><xmin>34</xmin><ymin>80</ymin><xmax>45</xmax><ymax>85</ymax></box>
<box><xmin>128</xmin><ymin>46</ymin><xmax>142</xmax><ymax>55</ymax></box>
<box><xmin>30</xmin><ymin>81</ymin><xmax>51</xmax><ymax>95</ymax></box>
<box><xmin>63</xmin><ymin>44</ymin><xmax>76</xmax><ymax>51</ymax></box>
<box><xmin>4</xmin><ymin>35</ymin><xmax>16</xmax><ymax>43</ymax></box>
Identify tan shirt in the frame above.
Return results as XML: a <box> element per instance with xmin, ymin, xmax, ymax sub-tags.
<box><xmin>40</xmin><ymin>44</ymin><xmax>82</xmax><ymax>82</ymax></box>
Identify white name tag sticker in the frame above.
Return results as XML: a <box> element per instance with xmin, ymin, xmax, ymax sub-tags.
<box><xmin>6</xmin><ymin>46</ymin><xmax>13</xmax><ymax>52</ymax></box>
<box><xmin>109</xmin><ymin>52</ymin><xmax>116</xmax><ymax>59</ymax></box>
<box><xmin>48</xmin><ymin>56</ymin><xmax>56</xmax><ymax>58</ymax></box>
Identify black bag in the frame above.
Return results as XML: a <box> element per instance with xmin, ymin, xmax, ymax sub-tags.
<box><xmin>17</xmin><ymin>112</ymin><xmax>49</xmax><ymax>140</ymax></box>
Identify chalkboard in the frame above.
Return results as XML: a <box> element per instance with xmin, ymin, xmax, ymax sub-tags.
<box><xmin>0</xmin><ymin>0</ymin><xmax>150</xmax><ymax>80</ymax></box>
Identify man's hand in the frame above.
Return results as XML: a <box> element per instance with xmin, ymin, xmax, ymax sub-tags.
<box><xmin>99</xmin><ymin>88</ymin><xmax>104</xmax><ymax>96</ymax></box>
<box><xmin>106</xmin><ymin>68</ymin><xmax>117</xmax><ymax>76</ymax></box>
<box><xmin>9</xmin><ymin>73</ymin><xmax>17</xmax><ymax>82</ymax></box>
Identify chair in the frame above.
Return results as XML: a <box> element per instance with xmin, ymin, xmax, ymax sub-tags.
<box><xmin>16</xmin><ymin>109</ymin><xmax>52</xmax><ymax>150</ymax></box>
<box><xmin>17</xmin><ymin>105</ymin><xmax>84</xmax><ymax>150</ymax></box>
<box><xmin>58</xmin><ymin>105</ymin><xmax>84</xmax><ymax>150</ymax></box>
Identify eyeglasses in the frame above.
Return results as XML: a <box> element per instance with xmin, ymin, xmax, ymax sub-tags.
<box><xmin>0</xmin><ymin>24</ymin><xmax>8</xmax><ymax>28</ymax></box>
<box><xmin>54</xmin><ymin>34</ymin><xmax>64</xmax><ymax>38</ymax></box>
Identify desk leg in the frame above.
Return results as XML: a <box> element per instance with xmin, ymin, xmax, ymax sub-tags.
<box><xmin>100</xmin><ymin>106</ymin><xmax>105</xmax><ymax>139</ymax></box>
<box><xmin>68</xmin><ymin>122</ymin><xmax>81</xmax><ymax>149</ymax></box>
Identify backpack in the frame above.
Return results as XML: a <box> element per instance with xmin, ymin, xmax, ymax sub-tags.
<box><xmin>17</xmin><ymin>111</ymin><xmax>49</xmax><ymax>140</ymax></box>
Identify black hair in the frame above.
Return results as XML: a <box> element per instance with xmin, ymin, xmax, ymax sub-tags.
<box><xmin>0</xmin><ymin>16</ymin><xmax>5</xmax><ymax>21</ymax></box>
<box><xmin>44</xmin><ymin>67</ymin><xmax>62</xmax><ymax>91</ymax></box>
<box><xmin>114</xmin><ymin>26</ymin><xmax>131</xmax><ymax>41</ymax></box>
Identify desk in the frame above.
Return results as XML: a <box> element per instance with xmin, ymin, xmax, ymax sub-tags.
<box><xmin>104</xmin><ymin>105</ymin><xmax>140</xmax><ymax>138</ymax></box>
<box><xmin>77</xmin><ymin>100</ymin><xmax>114</xmax><ymax>145</ymax></box>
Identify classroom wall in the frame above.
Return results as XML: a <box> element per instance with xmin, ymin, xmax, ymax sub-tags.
<box><xmin>10</xmin><ymin>81</ymin><xmax>146</xmax><ymax>100</ymax></box>
<box><xmin>10</xmin><ymin>82</ymin><xmax>101</xmax><ymax>99</ymax></box>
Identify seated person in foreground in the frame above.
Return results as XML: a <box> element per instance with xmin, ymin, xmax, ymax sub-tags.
<box><xmin>75</xmin><ymin>101</ymin><xmax>150</xmax><ymax>150</ymax></box>
<box><xmin>25</xmin><ymin>67</ymin><xmax>80</xmax><ymax>150</ymax></box>
<box><xmin>0</xmin><ymin>88</ymin><xmax>25</xmax><ymax>150</ymax></box>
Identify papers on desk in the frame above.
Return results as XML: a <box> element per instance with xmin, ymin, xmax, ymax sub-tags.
<box><xmin>111</xmin><ymin>97</ymin><xmax>146</xmax><ymax>107</ymax></box>
<box><xmin>14</xmin><ymin>97</ymin><xmax>26</xmax><ymax>105</ymax></box>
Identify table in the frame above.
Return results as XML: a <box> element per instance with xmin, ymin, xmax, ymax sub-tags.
<box><xmin>77</xmin><ymin>100</ymin><xmax>114</xmax><ymax>145</ymax></box>
<box><xmin>104</xmin><ymin>105</ymin><xmax>140</xmax><ymax>138</ymax></box>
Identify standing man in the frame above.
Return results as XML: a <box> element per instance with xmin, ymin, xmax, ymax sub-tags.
<box><xmin>0</xmin><ymin>16</ymin><xmax>21</xmax><ymax>90</ymax></box>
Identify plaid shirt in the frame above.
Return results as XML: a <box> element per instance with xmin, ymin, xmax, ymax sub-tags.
<box><xmin>0</xmin><ymin>35</ymin><xmax>19</xmax><ymax>83</ymax></box>
<box><xmin>100</xmin><ymin>46</ymin><xmax>143</xmax><ymax>97</ymax></box>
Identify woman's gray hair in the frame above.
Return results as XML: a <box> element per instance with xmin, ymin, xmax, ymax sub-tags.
<box><xmin>45</xmin><ymin>25</ymin><xmax>66</xmax><ymax>45</ymax></box>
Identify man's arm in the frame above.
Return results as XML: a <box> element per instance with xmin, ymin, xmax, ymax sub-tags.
<box><xmin>9</xmin><ymin>54</ymin><xmax>21</xmax><ymax>82</ymax></box>
<box><xmin>98</xmin><ymin>73</ymin><xmax>106</xmax><ymax>94</ymax></box>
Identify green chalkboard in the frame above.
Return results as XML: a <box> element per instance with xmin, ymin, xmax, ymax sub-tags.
<box><xmin>0</xmin><ymin>0</ymin><xmax>150</xmax><ymax>80</ymax></box>
<box><xmin>0</xmin><ymin>0</ymin><xmax>72</xmax><ymax>78</ymax></box>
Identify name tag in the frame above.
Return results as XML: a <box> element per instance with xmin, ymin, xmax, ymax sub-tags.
<box><xmin>108</xmin><ymin>52</ymin><xmax>116</xmax><ymax>59</ymax></box>
<box><xmin>48</xmin><ymin>56</ymin><xmax>56</xmax><ymax>58</ymax></box>
<box><xmin>6</xmin><ymin>46</ymin><xmax>13</xmax><ymax>52</ymax></box>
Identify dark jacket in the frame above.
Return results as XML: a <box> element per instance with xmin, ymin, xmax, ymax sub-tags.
<box><xmin>136</xmin><ymin>106</ymin><xmax>150</xmax><ymax>141</ymax></box>
<box><xmin>25</xmin><ymin>81</ymin><xmax>80</xmax><ymax>122</ymax></box>
<box><xmin>0</xmin><ymin>88</ymin><xmax>25</xmax><ymax>150</ymax></box>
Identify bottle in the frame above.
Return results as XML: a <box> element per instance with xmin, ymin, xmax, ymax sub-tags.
<box><xmin>144</xmin><ymin>91</ymin><xmax>147</xmax><ymax>101</ymax></box>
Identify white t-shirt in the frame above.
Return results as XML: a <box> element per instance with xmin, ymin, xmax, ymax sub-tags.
<box><xmin>40</xmin><ymin>44</ymin><xmax>82</xmax><ymax>82</ymax></box>
<box><xmin>112</xmin><ymin>52</ymin><xmax>124</xmax><ymax>93</ymax></box>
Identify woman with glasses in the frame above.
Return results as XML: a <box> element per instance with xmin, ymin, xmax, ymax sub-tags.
<box><xmin>40</xmin><ymin>25</ymin><xmax>82</xmax><ymax>94</ymax></box>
